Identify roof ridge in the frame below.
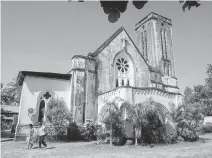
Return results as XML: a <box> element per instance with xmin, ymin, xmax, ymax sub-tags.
<box><xmin>88</xmin><ymin>26</ymin><xmax>125</xmax><ymax>57</ymax></box>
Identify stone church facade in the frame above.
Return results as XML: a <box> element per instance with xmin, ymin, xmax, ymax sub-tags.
<box><xmin>15</xmin><ymin>12</ymin><xmax>182</xmax><ymax>140</ymax></box>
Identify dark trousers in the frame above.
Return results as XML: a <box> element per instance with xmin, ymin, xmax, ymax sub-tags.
<box><xmin>39</xmin><ymin>135</ymin><xmax>47</xmax><ymax>147</ymax></box>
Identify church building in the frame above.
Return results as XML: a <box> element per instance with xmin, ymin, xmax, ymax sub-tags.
<box><xmin>15</xmin><ymin>12</ymin><xmax>182</xmax><ymax>140</ymax></box>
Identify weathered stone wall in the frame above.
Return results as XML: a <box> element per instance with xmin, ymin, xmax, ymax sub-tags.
<box><xmin>95</xmin><ymin>30</ymin><xmax>149</xmax><ymax>95</ymax></box>
<box><xmin>71</xmin><ymin>70</ymin><xmax>85</xmax><ymax>124</ymax></box>
<box><xmin>85</xmin><ymin>58</ymin><xmax>96</xmax><ymax>121</ymax></box>
<box><xmin>70</xmin><ymin>56</ymin><xmax>96</xmax><ymax>123</ymax></box>
<box><xmin>135</xmin><ymin>13</ymin><xmax>179</xmax><ymax>93</ymax></box>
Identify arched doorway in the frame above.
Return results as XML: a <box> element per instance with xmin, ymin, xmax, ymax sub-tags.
<box><xmin>38</xmin><ymin>100</ymin><xmax>45</xmax><ymax>122</ymax></box>
<box><xmin>37</xmin><ymin>91</ymin><xmax>52</xmax><ymax>123</ymax></box>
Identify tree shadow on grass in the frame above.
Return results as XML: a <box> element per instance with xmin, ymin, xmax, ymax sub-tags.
<box><xmin>31</xmin><ymin>146</ymin><xmax>56</xmax><ymax>150</ymax></box>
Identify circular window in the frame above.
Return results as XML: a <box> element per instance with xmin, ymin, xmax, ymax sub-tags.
<box><xmin>116</xmin><ymin>58</ymin><xmax>129</xmax><ymax>73</ymax></box>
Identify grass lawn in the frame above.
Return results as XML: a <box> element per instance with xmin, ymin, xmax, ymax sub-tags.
<box><xmin>1</xmin><ymin>134</ymin><xmax>212</xmax><ymax>158</ymax></box>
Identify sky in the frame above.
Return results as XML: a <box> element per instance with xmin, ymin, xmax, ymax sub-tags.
<box><xmin>1</xmin><ymin>1</ymin><xmax>212</xmax><ymax>93</ymax></box>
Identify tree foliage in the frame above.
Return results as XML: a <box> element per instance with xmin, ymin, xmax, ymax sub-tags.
<box><xmin>1</xmin><ymin>78</ymin><xmax>21</xmax><ymax>105</ymax></box>
<box><xmin>132</xmin><ymin>99</ymin><xmax>177</xmax><ymax>145</ymax></box>
<box><xmin>79</xmin><ymin>122</ymin><xmax>97</xmax><ymax>141</ymax></box>
<box><xmin>98</xmin><ymin>98</ymin><xmax>177</xmax><ymax>146</ymax></box>
<box><xmin>100</xmin><ymin>101</ymin><xmax>123</xmax><ymax>146</ymax></box>
<box><xmin>183</xmin><ymin>64</ymin><xmax>212</xmax><ymax>116</ymax></box>
<box><xmin>45</xmin><ymin>97</ymin><xmax>72</xmax><ymax>140</ymax></box>
<box><xmin>74</xmin><ymin>1</ymin><xmax>201</xmax><ymax>23</ymax></box>
<box><xmin>173</xmin><ymin>102</ymin><xmax>205</xmax><ymax>141</ymax></box>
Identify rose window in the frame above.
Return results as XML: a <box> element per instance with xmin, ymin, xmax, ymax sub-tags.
<box><xmin>116</xmin><ymin>58</ymin><xmax>129</xmax><ymax>73</ymax></box>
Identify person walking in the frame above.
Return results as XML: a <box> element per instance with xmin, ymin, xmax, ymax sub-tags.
<box><xmin>27</xmin><ymin>124</ymin><xmax>35</xmax><ymax>149</ymax></box>
<box><xmin>38</xmin><ymin>122</ymin><xmax>47</xmax><ymax>148</ymax></box>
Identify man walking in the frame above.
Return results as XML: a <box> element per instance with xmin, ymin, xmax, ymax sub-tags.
<box><xmin>38</xmin><ymin>122</ymin><xmax>47</xmax><ymax>148</ymax></box>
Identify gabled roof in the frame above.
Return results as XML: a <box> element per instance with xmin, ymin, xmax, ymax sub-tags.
<box><xmin>88</xmin><ymin>26</ymin><xmax>149</xmax><ymax>66</ymax></box>
<box><xmin>88</xmin><ymin>27</ymin><xmax>125</xmax><ymax>57</ymax></box>
<box><xmin>17</xmin><ymin>71</ymin><xmax>71</xmax><ymax>86</ymax></box>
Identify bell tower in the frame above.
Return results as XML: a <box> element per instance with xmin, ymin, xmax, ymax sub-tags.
<box><xmin>135</xmin><ymin>12</ymin><xmax>176</xmax><ymax>78</ymax></box>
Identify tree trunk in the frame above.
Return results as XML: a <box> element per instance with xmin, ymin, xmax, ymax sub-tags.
<box><xmin>140</xmin><ymin>123</ymin><xmax>142</xmax><ymax>144</ymax></box>
<box><xmin>135</xmin><ymin>127</ymin><xmax>138</xmax><ymax>146</ymax></box>
<box><xmin>110</xmin><ymin>117</ymin><xmax>112</xmax><ymax>146</ymax></box>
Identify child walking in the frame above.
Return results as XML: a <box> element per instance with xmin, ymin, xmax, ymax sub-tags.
<box><xmin>27</xmin><ymin>124</ymin><xmax>34</xmax><ymax>149</ymax></box>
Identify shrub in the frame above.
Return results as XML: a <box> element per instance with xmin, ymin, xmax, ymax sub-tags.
<box><xmin>162</xmin><ymin>123</ymin><xmax>178</xmax><ymax>144</ymax></box>
<box><xmin>112</xmin><ymin>127</ymin><xmax>126</xmax><ymax>146</ymax></box>
<box><xmin>79</xmin><ymin>122</ymin><xmax>97</xmax><ymax>141</ymax></box>
<box><xmin>173</xmin><ymin>103</ymin><xmax>205</xmax><ymax>142</ymax></box>
<box><xmin>44</xmin><ymin>97</ymin><xmax>72</xmax><ymax>141</ymax></box>
<box><xmin>96</xmin><ymin>125</ymin><xmax>126</xmax><ymax>146</ymax></box>
<box><xmin>202</xmin><ymin>123</ymin><xmax>212</xmax><ymax>133</ymax></box>
<box><xmin>67</xmin><ymin>122</ymin><xmax>82</xmax><ymax>141</ymax></box>
<box><xmin>44</xmin><ymin>122</ymin><xmax>57</xmax><ymax>142</ymax></box>
<box><xmin>96</xmin><ymin>127</ymin><xmax>110</xmax><ymax>144</ymax></box>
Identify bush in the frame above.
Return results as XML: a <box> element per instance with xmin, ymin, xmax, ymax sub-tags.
<box><xmin>44</xmin><ymin>97</ymin><xmax>72</xmax><ymax>141</ymax></box>
<box><xmin>67</xmin><ymin>122</ymin><xmax>82</xmax><ymax>141</ymax></box>
<box><xmin>178</xmin><ymin>127</ymin><xmax>199</xmax><ymax>141</ymax></box>
<box><xmin>96</xmin><ymin>125</ymin><xmax>126</xmax><ymax>146</ymax></box>
<box><xmin>202</xmin><ymin>123</ymin><xmax>212</xmax><ymax>133</ymax></box>
<box><xmin>173</xmin><ymin>103</ymin><xmax>205</xmax><ymax>142</ymax></box>
<box><xmin>162</xmin><ymin>123</ymin><xmax>178</xmax><ymax>144</ymax></box>
<box><xmin>96</xmin><ymin>128</ymin><xmax>110</xmax><ymax>144</ymax></box>
<box><xmin>79</xmin><ymin>122</ymin><xmax>97</xmax><ymax>141</ymax></box>
<box><xmin>44</xmin><ymin>122</ymin><xmax>57</xmax><ymax>142</ymax></box>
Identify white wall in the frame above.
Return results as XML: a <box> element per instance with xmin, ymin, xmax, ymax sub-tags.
<box><xmin>134</xmin><ymin>91</ymin><xmax>179</xmax><ymax>112</ymax></box>
<box><xmin>98</xmin><ymin>87</ymin><xmax>182</xmax><ymax>114</ymax></box>
<box><xmin>18</xmin><ymin>76</ymin><xmax>70</xmax><ymax>125</ymax></box>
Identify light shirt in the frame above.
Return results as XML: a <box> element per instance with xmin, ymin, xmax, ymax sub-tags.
<box><xmin>39</xmin><ymin>125</ymin><xmax>46</xmax><ymax>136</ymax></box>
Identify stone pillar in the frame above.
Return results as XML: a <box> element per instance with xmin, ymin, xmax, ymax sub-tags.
<box><xmin>70</xmin><ymin>56</ymin><xmax>96</xmax><ymax>124</ymax></box>
<box><xmin>85</xmin><ymin>58</ymin><xmax>96</xmax><ymax>122</ymax></box>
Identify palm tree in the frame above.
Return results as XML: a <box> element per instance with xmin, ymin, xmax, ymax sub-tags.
<box><xmin>131</xmin><ymin>98</ymin><xmax>165</xmax><ymax>145</ymax></box>
<box><xmin>99</xmin><ymin>101</ymin><xmax>120</xmax><ymax>146</ymax></box>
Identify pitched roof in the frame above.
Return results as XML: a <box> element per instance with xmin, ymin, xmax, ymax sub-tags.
<box><xmin>88</xmin><ymin>26</ymin><xmax>149</xmax><ymax>66</ymax></box>
<box><xmin>17</xmin><ymin>71</ymin><xmax>71</xmax><ymax>86</ymax></box>
<box><xmin>88</xmin><ymin>27</ymin><xmax>125</xmax><ymax>57</ymax></box>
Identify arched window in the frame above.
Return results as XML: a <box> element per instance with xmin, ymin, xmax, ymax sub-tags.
<box><xmin>161</xmin><ymin>28</ymin><xmax>168</xmax><ymax>59</ymax></box>
<box><xmin>38</xmin><ymin>91</ymin><xmax>52</xmax><ymax>122</ymax></box>
<box><xmin>114</xmin><ymin>52</ymin><xmax>134</xmax><ymax>88</ymax></box>
<box><xmin>38</xmin><ymin>100</ymin><xmax>45</xmax><ymax>122</ymax></box>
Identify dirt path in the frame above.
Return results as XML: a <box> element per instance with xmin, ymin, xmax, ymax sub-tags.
<box><xmin>1</xmin><ymin>134</ymin><xmax>212</xmax><ymax>158</ymax></box>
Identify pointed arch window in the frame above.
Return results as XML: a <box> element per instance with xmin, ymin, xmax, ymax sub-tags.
<box><xmin>38</xmin><ymin>91</ymin><xmax>52</xmax><ymax>122</ymax></box>
<box><xmin>114</xmin><ymin>52</ymin><xmax>134</xmax><ymax>88</ymax></box>
<box><xmin>161</xmin><ymin>28</ymin><xmax>168</xmax><ymax>59</ymax></box>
